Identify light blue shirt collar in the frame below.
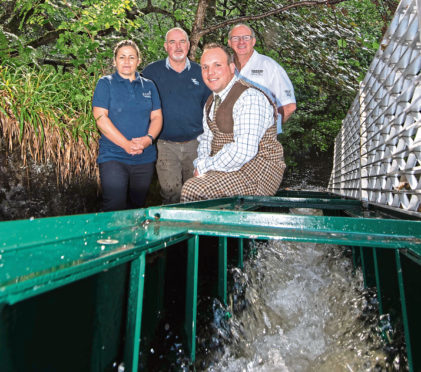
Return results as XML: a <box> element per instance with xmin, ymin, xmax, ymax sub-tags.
<box><xmin>165</xmin><ymin>57</ymin><xmax>191</xmax><ymax>72</ymax></box>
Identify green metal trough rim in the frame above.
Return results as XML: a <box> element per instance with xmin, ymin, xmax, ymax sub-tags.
<box><xmin>146</xmin><ymin>207</ymin><xmax>421</xmax><ymax>253</ymax></box>
<box><xmin>1</xmin><ymin>194</ymin><xmax>420</xmax><ymax>304</ymax></box>
<box><xmin>0</xmin><ymin>192</ymin><xmax>420</xmax><ymax>372</ymax></box>
<box><xmin>0</xmin><ymin>232</ymin><xmax>190</xmax><ymax>305</ymax></box>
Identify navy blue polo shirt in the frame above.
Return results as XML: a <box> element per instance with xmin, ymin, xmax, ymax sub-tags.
<box><xmin>92</xmin><ymin>71</ymin><xmax>161</xmax><ymax>164</ymax></box>
<box><xmin>142</xmin><ymin>59</ymin><xmax>211</xmax><ymax>142</ymax></box>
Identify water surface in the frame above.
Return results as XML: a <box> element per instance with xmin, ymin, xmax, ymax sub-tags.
<box><xmin>194</xmin><ymin>210</ymin><xmax>395</xmax><ymax>371</ymax></box>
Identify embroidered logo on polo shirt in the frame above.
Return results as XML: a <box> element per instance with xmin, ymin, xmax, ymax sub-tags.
<box><xmin>284</xmin><ymin>90</ymin><xmax>292</xmax><ymax>97</ymax></box>
<box><xmin>191</xmin><ymin>78</ymin><xmax>200</xmax><ymax>85</ymax></box>
<box><xmin>251</xmin><ymin>69</ymin><xmax>263</xmax><ymax>76</ymax></box>
<box><xmin>143</xmin><ymin>91</ymin><xmax>152</xmax><ymax>98</ymax></box>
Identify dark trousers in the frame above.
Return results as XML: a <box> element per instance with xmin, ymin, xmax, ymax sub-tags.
<box><xmin>99</xmin><ymin>160</ymin><xmax>155</xmax><ymax>212</ymax></box>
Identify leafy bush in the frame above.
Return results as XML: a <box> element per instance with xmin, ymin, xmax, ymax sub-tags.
<box><xmin>0</xmin><ymin>63</ymin><xmax>99</xmax><ymax>183</ymax></box>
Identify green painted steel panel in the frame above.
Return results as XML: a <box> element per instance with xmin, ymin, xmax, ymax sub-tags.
<box><xmin>398</xmin><ymin>250</ymin><xmax>421</xmax><ymax>372</ymax></box>
<box><xmin>218</xmin><ymin>237</ymin><xmax>228</xmax><ymax>305</ymax></box>
<box><xmin>166</xmin><ymin>195</ymin><xmax>362</xmax><ymax>212</ymax></box>
<box><xmin>395</xmin><ymin>250</ymin><xmax>414</xmax><ymax>371</ymax></box>
<box><xmin>0</xmin><ymin>210</ymin><xmax>190</xmax><ymax>305</ymax></box>
<box><xmin>146</xmin><ymin>207</ymin><xmax>421</xmax><ymax>253</ymax></box>
<box><xmin>185</xmin><ymin>235</ymin><xmax>199</xmax><ymax>361</ymax></box>
<box><xmin>0</xmin><ymin>194</ymin><xmax>420</xmax><ymax>372</ymax></box>
<box><xmin>0</xmin><ymin>209</ymin><xmax>146</xmax><ymax>249</ymax></box>
<box><xmin>124</xmin><ymin>254</ymin><xmax>146</xmax><ymax>372</ymax></box>
<box><xmin>276</xmin><ymin>190</ymin><xmax>342</xmax><ymax>198</ymax></box>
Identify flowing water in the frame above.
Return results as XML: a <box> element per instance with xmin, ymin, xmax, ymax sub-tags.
<box><xmin>189</xmin><ymin>211</ymin><xmax>402</xmax><ymax>372</ymax></box>
<box><xmin>1</xmin><ymin>143</ymin><xmax>405</xmax><ymax>370</ymax></box>
<box><xmin>187</xmin><ymin>159</ymin><xmax>404</xmax><ymax>371</ymax></box>
<box><xmin>144</xmin><ymin>213</ymin><xmax>403</xmax><ymax>371</ymax></box>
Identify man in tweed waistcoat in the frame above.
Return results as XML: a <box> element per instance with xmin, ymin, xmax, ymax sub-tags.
<box><xmin>180</xmin><ymin>43</ymin><xmax>286</xmax><ymax>202</ymax></box>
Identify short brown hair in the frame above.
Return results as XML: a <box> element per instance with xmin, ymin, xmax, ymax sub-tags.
<box><xmin>202</xmin><ymin>43</ymin><xmax>234</xmax><ymax>64</ymax></box>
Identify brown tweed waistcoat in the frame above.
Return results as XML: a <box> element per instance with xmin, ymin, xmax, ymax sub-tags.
<box><xmin>204</xmin><ymin>80</ymin><xmax>285</xmax><ymax>195</ymax></box>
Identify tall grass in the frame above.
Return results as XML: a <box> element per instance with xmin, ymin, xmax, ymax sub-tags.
<box><xmin>0</xmin><ymin>63</ymin><xmax>100</xmax><ymax>184</ymax></box>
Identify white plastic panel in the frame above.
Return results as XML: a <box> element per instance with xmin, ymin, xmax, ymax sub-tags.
<box><xmin>328</xmin><ymin>0</ymin><xmax>421</xmax><ymax>214</ymax></box>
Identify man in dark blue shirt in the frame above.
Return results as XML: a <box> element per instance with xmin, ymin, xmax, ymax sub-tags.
<box><xmin>143</xmin><ymin>27</ymin><xmax>211</xmax><ymax>204</ymax></box>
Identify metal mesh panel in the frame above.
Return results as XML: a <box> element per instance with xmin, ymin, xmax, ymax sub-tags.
<box><xmin>328</xmin><ymin>0</ymin><xmax>421</xmax><ymax>214</ymax></box>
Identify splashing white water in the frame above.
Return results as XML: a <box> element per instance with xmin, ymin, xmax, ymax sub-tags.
<box><xmin>200</xmin><ymin>217</ymin><xmax>389</xmax><ymax>371</ymax></box>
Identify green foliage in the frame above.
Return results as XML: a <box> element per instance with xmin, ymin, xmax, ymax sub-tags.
<box><xmin>0</xmin><ymin>29</ymin><xmax>38</xmax><ymax>67</ymax></box>
<box><xmin>0</xmin><ymin>0</ymin><xmax>398</xmax><ymax>176</ymax></box>
<box><xmin>278</xmin><ymin>73</ymin><xmax>345</xmax><ymax>166</ymax></box>
<box><xmin>0</xmin><ymin>63</ymin><xmax>98</xmax><ymax>145</ymax></box>
<box><xmin>261</xmin><ymin>0</ymin><xmax>396</xmax><ymax>166</ymax></box>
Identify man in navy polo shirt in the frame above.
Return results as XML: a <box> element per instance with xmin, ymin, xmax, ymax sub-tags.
<box><xmin>143</xmin><ymin>27</ymin><xmax>211</xmax><ymax>204</ymax></box>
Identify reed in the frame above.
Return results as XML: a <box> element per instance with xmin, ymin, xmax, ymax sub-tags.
<box><xmin>0</xmin><ymin>63</ymin><xmax>100</xmax><ymax>185</ymax></box>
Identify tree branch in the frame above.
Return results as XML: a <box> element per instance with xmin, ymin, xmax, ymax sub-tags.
<box><xmin>127</xmin><ymin>1</ymin><xmax>189</xmax><ymax>31</ymax></box>
<box><xmin>190</xmin><ymin>0</ymin><xmax>211</xmax><ymax>57</ymax></box>
<box><xmin>205</xmin><ymin>0</ymin><xmax>349</xmax><ymax>35</ymax></box>
<box><xmin>189</xmin><ymin>0</ymin><xmax>351</xmax><ymax>58</ymax></box>
<box><xmin>27</xmin><ymin>30</ymin><xmax>62</xmax><ymax>48</ymax></box>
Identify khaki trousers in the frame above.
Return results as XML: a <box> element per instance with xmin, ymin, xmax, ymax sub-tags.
<box><xmin>156</xmin><ymin>139</ymin><xmax>198</xmax><ymax>204</ymax></box>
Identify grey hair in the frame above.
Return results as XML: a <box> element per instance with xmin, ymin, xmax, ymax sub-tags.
<box><xmin>165</xmin><ymin>27</ymin><xmax>189</xmax><ymax>42</ymax></box>
<box><xmin>228</xmin><ymin>24</ymin><xmax>255</xmax><ymax>39</ymax></box>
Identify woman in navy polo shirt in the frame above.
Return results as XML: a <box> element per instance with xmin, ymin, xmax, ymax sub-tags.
<box><xmin>93</xmin><ymin>40</ymin><xmax>162</xmax><ymax>211</ymax></box>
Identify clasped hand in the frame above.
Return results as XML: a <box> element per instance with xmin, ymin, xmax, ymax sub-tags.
<box><xmin>125</xmin><ymin>136</ymin><xmax>150</xmax><ymax>155</ymax></box>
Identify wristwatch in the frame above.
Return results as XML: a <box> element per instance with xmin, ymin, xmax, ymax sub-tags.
<box><xmin>146</xmin><ymin>134</ymin><xmax>155</xmax><ymax>144</ymax></box>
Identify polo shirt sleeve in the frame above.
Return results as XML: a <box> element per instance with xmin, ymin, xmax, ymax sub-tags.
<box><xmin>92</xmin><ymin>77</ymin><xmax>110</xmax><ymax>109</ymax></box>
<box><xmin>150</xmin><ymin>81</ymin><xmax>161</xmax><ymax>111</ymax></box>
<box><xmin>264</xmin><ymin>59</ymin><xmax>296</xmax><ymax>107</ymax></box>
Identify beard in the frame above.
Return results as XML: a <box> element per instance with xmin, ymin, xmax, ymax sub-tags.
<box><xmin>170</xmin><ymin>52</ymin><xmax>186</xmax><ymax>61</ymax></box>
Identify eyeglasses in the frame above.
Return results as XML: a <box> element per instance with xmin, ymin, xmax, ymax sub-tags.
<box><xmin>230</xmin><ymin>35</ymin><xmax>253</xmax><ymax>42</ymax></box>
